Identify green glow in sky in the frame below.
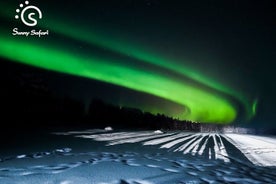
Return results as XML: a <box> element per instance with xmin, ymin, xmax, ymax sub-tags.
<box><xmin>0</xmin><ymin>2</ymin><xmax>253</xmax><ymax>121</ymax></box>
<box><xmin>44</xmin><ymin>19</ymin><xmax>254</xmax><ymax>121</ymax></box>
<box><xmin>252</xmin><ymin>99</ymin><xmax>258</xmax><ymax>116</ymax></box>
<box><xmin>0</xmin><ymin>35</ymin><xmax>236</xmax><ymax>123</ymax></box>
<box><xmin>0</xmin><ymin>1</ymin><xmax>259</xmax><ymax>123</ymax></box>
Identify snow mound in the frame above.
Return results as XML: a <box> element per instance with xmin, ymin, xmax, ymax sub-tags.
<box><xmin>104</xmin><ymin>127</ymin><xmax>113</xmax><ymax>131</ymax></box>
<box><xmin>154</xmin><ymin>130</ymin><xmax>163</xmax><ymax>134</ymax></box>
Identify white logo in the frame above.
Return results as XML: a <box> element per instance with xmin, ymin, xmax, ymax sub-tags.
<box><xmin>12</xmin><ymin>1</ymin><xmax>49</xmax><ymax>37</ymax></box>
<box><xmin>15</xmin><ymin>1</ymin><xmax>42</xmax><ymax>27</ymax></box>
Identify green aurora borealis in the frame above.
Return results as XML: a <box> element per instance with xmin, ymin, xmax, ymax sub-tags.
<box><xmin>0</xmin><ymin>1</ymin><xmax>263</xmax><ymax>124</ymax></box>
<box><xmin>0</xmin><ymin>35</ymin><xmax>237</xmax><ymax>123</ymax></box>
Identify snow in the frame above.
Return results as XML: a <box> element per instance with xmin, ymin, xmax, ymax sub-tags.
<box><xmin>104</xmin><ymin>127</ymin><xmax>113</xmax><ymax>131</ymax></box>
<box><xmin>224</xmin><ymin>133</ymin><xmax>276</xmax><ymax>166</ymax></box>
<box><xmin>1</xmin><ymin>130</ymin><xmax>276</xmax><ymax>183</ymax></box>
<box><xmin>153</xmin><ymin>130</ymin><xmax>163</xmax><ymax>134</ymax></box>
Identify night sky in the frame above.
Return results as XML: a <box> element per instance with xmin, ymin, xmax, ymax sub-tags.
<box><xmin>0</xmin><ymin>0</ymin><xmax>275</xmax><ymax>127</ymax></box>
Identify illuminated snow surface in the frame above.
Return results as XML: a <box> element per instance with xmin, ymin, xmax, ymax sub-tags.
<box><xmin>1</xmin><ymin>130</ymin><xmax>276</xmax><ymax>184</ymax></box>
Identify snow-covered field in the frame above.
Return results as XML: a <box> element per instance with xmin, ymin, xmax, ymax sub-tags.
<box><xmin>0</xmin><ymin>130</ymin><xmax>275</xmax><ymax>184</ymax></box>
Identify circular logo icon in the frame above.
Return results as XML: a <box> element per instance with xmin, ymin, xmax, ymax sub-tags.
<box><xmin>15</xmin><ymin>1</ymin><xmax>42</xmax><ymax>27</ymax></box>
